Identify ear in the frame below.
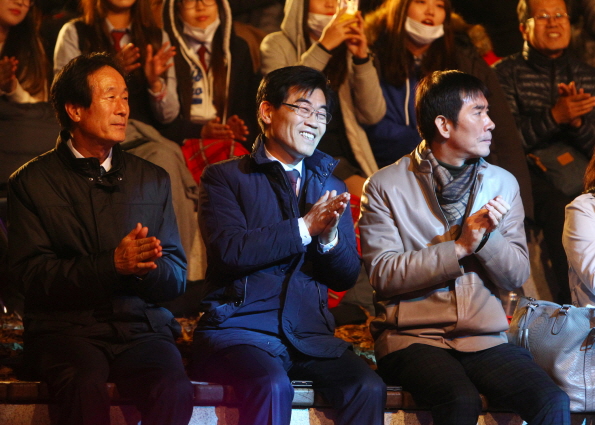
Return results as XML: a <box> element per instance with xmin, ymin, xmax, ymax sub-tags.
<box><xmin>520</xmin><ymin>22</ymin><xmax>529</xmax><ymax>41</ymax></box>
<box><xmin>435</xmin><ymin>115</ymin><xmax>451</xmax><ymax>139</ymax></box>
<box><xmin>259</xmin><ymin>101</ymin><xmax>274</xmax><ymax>126</ymax></box>
<box><xmin>65</xmin><ymin>103</ymin><xmax>83</xmax><ymax>123</ymax></box>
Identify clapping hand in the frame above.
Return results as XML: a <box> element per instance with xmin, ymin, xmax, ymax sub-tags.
<box><xmin>303</xmin><ymin>190</ymin><xmax>350</xmax><ymax>245</ymax></box>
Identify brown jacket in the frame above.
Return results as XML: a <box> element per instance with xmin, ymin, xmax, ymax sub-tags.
<box><xmin>359</xmin><ymin>141</ymin><xmax>530</xmax><ymax>360</ymax></box>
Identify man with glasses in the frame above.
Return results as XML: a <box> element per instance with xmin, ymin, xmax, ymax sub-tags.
<box><xmin>494</xmin><ymin>0</ymin><xmax>595</xmax><ymax>304</ymax></box>
<box><xmin>190</xmin><ymin>65</ymin><xmax>386</xmax><ymax>425</ymax></box>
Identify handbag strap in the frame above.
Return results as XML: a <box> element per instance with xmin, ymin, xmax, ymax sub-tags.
<box><xmin>552</xmin><ymin>305</ymin><xmax>572</xmax><ymax>335</ymax></box>
<box><xmin>517</xmin><ymin>301</ymin><xmax>539</xmax><ymax>349</ymax></box>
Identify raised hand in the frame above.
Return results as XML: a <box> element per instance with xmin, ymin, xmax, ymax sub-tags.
<box><xmin>454</xmin><ymin>196</ymin><xmax>510</xmax><ymax>258</ymax></box>
<box><xmin>115</xmin><ymin>43</ymin><xmax>142</xmax><ymax>74</ymax></box>
<box><xmin>552</xmin><ymin>81</ymin><xmax>595</xmax><ymax>128</ymax></box>
<box><xmin>318</xmin><ymin>8</ymin><xmax>360</xmax><ymax>52</ymax></box>
<box><xmin>114</xmin><ymin>223</ymin><xmax>163</xmax><ymax>276</ymax></box>
<box><xmin>0</xmin><ymin>56</ymin><xmax>18</xmax><ymax>94</ymax></box>
<box><xmin>227</xmin><ymin>115</ymin><xmax>249</xmax><ymax>141</ymax></box>
<box><xmin>303</xmin><ymin>190</ymin><xmax>350</xmax><ymax>245</ymax></box>
<box><xmin>144</xmin><ymin>42</ymin><xmax>176</xmax><ymax>93</ymax></box>
<box><xmin>345</xmin><ymin>11</ymin><xmax>369</xmax><ymax>59</ymax></box>
<box><xmin>201</xmin><ymin>117</ymin><xmax>235</xmax><ymax>140</ymax></box>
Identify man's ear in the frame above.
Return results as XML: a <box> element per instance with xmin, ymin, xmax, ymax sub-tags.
<box><xmin>520</xmin><ymin>22</ymin><xmax>529</xmax><ymax>41</ymax></box>
<box><xmin>65</xmin><ymin>103</ymin><xmax>83</xmax><ymax>123</ymax></box>
<box><xmin>259</xmin><ymin>101</ymin><xmax>273</xmax><ymax>125</ymax></box>
<box><xmin>435</xmin><ymin>115</ymin><xmax>451</xmax><ymax>139</ymax></box>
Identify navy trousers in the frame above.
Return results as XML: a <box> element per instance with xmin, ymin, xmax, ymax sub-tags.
<box><xmin>378</xmin><ymin>342</ymin><xmax>570</xmax><ymax>425</ymax></box>
<box><xmin>191</xmin><ymin>344</ymin><xmax>386</xmax><ymax>425</ymax></box>
<box><xmin>26</xmin><ymin>325</ymin><xmax>194</xmax><ymax>425</ymax></box>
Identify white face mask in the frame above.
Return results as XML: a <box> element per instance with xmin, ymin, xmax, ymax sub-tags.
<box><xmin>182</xmin><ymin>16</ymin><xmax>221</xmax><ymax>43</ymax></box>
<box><xmin>307</xmin><ymin>13</ymin><xmax>333</xmax><ymax>39</ymax></box>
<box><xmin>404</xmin><ymin>16</ymin><xmax>444</xmax><ymax>46</ymax></box>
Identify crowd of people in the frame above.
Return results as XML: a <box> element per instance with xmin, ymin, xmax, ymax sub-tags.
<box><xmin>3</xmin><ymin>0</ymin><xmax>595</xmax><ymax>424</ymax></box>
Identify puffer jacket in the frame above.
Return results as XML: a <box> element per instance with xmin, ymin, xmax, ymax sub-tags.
<box><xmin>494</xmin><ymin>42</ymin><xmax>595</xmax><ymax>156</ymax></box>
<box><xmin>194</xmin><ymin>135</ymin><xmax>361</xmax><ymax>359</ymax></box>
<box><xmin>8</xmin><ymin>132</ymin><xmax>186</xmax><ymax>337</ymax></box>
<box><xmin>359</xmin><ymin>141</ymin><xmax>529</xmax><ymax>360</ymax></box>
<box><xmin>259</xmin><ymin>0</ymin><xmax>385</xmax><ymax>177</ymax></box>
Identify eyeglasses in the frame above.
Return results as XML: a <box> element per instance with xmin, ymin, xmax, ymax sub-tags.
<box><xmin>529</xmin><ymin>12</ymin><xmax>570</xmax><ymax>23</ymax></box>
<box><xmin>179</xmin><ymin>0</ymin><xmax>216</xmax><ymax>9</ymax></box>
<box><xmin>282</xmin><ymin>103</ymin><xmax>332</xmax><ymax>124</ymax></box>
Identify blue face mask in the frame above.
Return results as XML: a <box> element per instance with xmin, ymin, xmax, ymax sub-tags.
<box><xmin>404</xmin><ymin>16</ymin><xmax>444</xmax><ymax>46</ymax></box>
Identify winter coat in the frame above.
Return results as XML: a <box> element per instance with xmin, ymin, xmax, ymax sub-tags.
<box><xmin>194</xmin><ymin>135</ymin><xmax>361</xmax><ymax>359</ymax></box>
<box><xmin>359</xmin><ymin>140</ymin><xmax>529</xmax><ymax>360</ymax></box>
<box><xmin>493</xmin><ymin>43</ymin><xmax>595</xmax><ymax>157</ymax></box>
<box><xmin>8</xmin><ymin>132</ymin><xmax>186</xmax><ymax>338</ymax></box>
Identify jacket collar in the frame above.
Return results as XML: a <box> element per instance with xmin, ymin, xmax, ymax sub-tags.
<box><xmin>522</xmin><ymin>41</ymin><xmax>571</xmax><ymax>70</ymax></box>
<box><xmin>250</xmin><ymin>134</ymin><xmax>338</xmax><ymax>178</ymax></box>
<box><xmin>55</xmin><ymin>130</ymin><xmax>125</xmax><ymax>186</ymax></box>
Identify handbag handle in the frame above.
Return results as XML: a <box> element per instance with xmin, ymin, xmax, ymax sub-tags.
<box><xmin>551</xmin><ymin>305</ymin><xmax>573</xmax><ymax>335</ymax></box>
<box><xmin>517</xmin><ymin>301</ymin><xmax>539</xmax><ymax>349</ymax></box>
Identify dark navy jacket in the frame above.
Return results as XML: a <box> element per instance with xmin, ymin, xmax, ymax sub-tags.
<box><xmin>195</xmin><ymin>135</ymin><xmax>360</xmax><ymax>359</ymax></box>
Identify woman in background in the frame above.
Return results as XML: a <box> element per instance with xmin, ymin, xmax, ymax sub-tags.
<box><xmin>0</xmin><ymin>0</ymin><xmax>48</xmax><ymax>102</ymax></box>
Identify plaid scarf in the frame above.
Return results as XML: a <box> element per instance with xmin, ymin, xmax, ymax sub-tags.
<box><xmin>422</xmin><ymin>149</ymin><xmax>479</xmax><ymax>227</ymax></box>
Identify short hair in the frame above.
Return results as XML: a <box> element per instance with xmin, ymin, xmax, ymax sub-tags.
<box><xmin>50</xmin><ymin>52</ymin><xmax>126</xmax><ymax>130</ymax></box>
<box><xmin>415</xmin><ymin>70</ymin><xmax>489</xmax><ymax>143</ymax></box>
<box><xmin>256</xmin><ymin>66</ymin><xmax>334</xmax><ymax>131</ymax></box>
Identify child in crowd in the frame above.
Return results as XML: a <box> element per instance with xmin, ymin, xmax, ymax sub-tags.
<box><xmin>162</xmin><ymin>0</ymin><xmax>259</xmax><ymax>145</ymax></box>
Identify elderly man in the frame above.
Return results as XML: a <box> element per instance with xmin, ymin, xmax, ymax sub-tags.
<box><xmin>493</xmin><ymin>0</ymin><xmax>595</xmax><ymax>304</ymax></box>
<box><xmin>7</xmin><ymin>53</ymin><xmax>193</xmax><ymax>425</ymax></box>
<box><xmin>360</xmin><ymin>70</ymin><xmax>570</xmax><ymax>425</ymax></box>
<box><xmin>190</xmin><ymin>65</ymin><xmax>386</xmax><ymax>425</ymax></box>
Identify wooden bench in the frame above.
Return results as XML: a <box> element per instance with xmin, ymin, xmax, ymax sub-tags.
<box><xmin>0</xmin><ymin>380</ymin><xmax>534</xmax><ymax>425</ymax></box>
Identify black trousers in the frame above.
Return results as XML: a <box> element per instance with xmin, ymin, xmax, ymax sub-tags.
<box><xmin>190</xmin><ymin>344</ymin><xmax>386</xmax><ymax>425</ymax></box>
<box><xmin>26</xmin><ymin>324</ymin><xmax>194</xmax><ymax>425</ymax></box>
<box><xmin>378</xmin><ymin>343</ymin><xmax>570</xmax><ymax>425</ymax></box>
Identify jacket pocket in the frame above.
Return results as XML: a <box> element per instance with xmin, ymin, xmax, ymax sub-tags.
<box><xmin>453</xmin><ymin>272</ymin><xmax>509</xmax><ymax>335</ymax></box>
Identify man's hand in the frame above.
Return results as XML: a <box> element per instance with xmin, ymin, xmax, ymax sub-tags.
<box><xmin>144</xmin><ymin>42</ymin><xmax>176</xmax><ymax>93</ymax></box>
<box><xmin>454</xmin><ymin>196</ymin><xmax>510</xmax><ymax>259</ymax></box>
<box><xmin>114</xmin><ymin>223</ymin><xmax>163</xmax><ymax>276</ymax></box>
<box><xmin>303</xmin><ymin>190</ymin><xmax>350</xmax><ymax>245</ymax></box>
<box><xmin>552</xmin><ymin>81</ymin><xmax>595</xmax><ymax>127</ymax></box>
<box><xmin>0</xmin><ymin>56</ymin><xmax>18</xmax><ymax>94</ymax></box>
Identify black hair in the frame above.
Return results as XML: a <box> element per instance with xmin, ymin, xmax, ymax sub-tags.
<box><xmin>51</xmin><ymin>53</ymin><xmax>126</xmax><ymax>130</ymax></box>
<box><xmin>256</xmin><ymin>66</ymin><xmax>334</xmax><ymax>131</ymax></box>
<box><xmin>415</xmin><ymin>70</ymin><xmax>489</xmax><ymax>142</ymax></box>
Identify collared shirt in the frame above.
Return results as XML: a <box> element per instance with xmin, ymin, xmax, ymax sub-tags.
<box><xmin>67</xmin><ymin>139</ymin><xmax>113</xmax><ymax>172</ymax></box>
<box><xmin>264</xmin><ymin>146</ymin><xmax>338</xmax><ymax>252</ymax></box>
